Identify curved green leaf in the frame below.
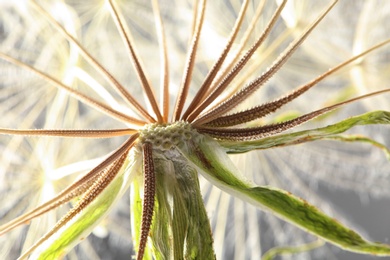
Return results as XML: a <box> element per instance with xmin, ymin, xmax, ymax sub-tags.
<box><xmin>324</xmin><ymin>134</ymin><xmax>390</xmax><ymax>160</ymax></box>
<box><xmin>219</xmin><ymin>110</ymin><xmax>390</xmax><ymax>155</ymax></box>
<box><xmin>180</xmin><ymin>134</ymin><xmax>390</xmax><ymax>256</ymax></box>
<box><xmin>261</xmin><ymin>239</ymin><xmax>324</xmax><ymax>260</ymax></box>
<box><xmin>29</xmin><ymin>154</ymin><xmax>141</xmax><ymax>260</ymax></box>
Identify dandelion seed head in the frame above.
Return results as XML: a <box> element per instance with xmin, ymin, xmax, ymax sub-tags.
<box><xmin>138</xmin><ymin>121</ymin><xmax>197</xmax><ymax>151</ymax></box>
<box><xmin>1</xmin><ymin>0</ymin><xmax>390</xmax><ymax>259</ymax></box>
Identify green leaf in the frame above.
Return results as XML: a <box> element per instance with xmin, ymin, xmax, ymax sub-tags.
<box><xmin>219</xmin><ymin>110</ymin><xmax>390</xmax><ymax>156</ymax></box>
<box><xmin>180</xmin><ymin>134</ymin><xmax>390</xmax><ymax>256</ymax></box>
<box><xmin>30</xmin><ymin>154</ymin><xmax>141</xmax><ymax>260</ymax></box>
<box><xmin>261</xmin><ymin>239</ymin><xmax>324</xmax><ymax>260</ymax></box>
<box><xmin>324</xmin><ymin>134</ymin><xmax>390</xmax><ymax>160</ymax></box>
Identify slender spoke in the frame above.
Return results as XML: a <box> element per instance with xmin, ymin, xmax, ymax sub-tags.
<box><xmin>205</xmin><ymin>0</ymin><xmax>266</xmax><ymax>97</ymax></box>
<box><xmin>218</xmin><ymin>28</ymin><xmax>292</xmax><ymax>104</ymax></box>
<box><xmin>197</xmin><ymin>89</ymin><xmax>390</xmax><ymax>141</ymax></box>
<box><xmin>204</xmin><ymin>38</ymin><xmax>390</xmax><ymax>127</ymax></box>
<box><xmin>172</xmin><ymin>0</ymin><xmax>207</xmax><ymax>121</ymax></box>
<box><xmin>189</xmin><ymin>0</ymin><xmax>199</xmax><ymax>41</ymax></box>
<box><xmin>137</xmin><ymin>142</ymin><xmax>156</xmax><ymax>260</ymax></box>
<box><xmin>0</xmin><ymin>52</ymin><xmax>146</xmax><ymax>127</ymax></box>
<box><xmin>182</xmin><ymin>0</ymin><xmax>250</xmax><ymax>120</ymax></box>
<box><xmin>152</xmin><ymin>0</ymin><xmax>170</xmax><ymax>122</ymax></box>
<box><xmin>192</xmin><ymin>0</ymin><xmax>338</xmax><ymax>126</ymax></box>
<box><xmin>0</xmin><ymin>128</ymin><xmax>137</xmax><ymax>138</ymax></box>
<box><xmin>29</xmin><ymin>0</ymin><xmax>155</xmax><ymax>122</ymax></box>
<box><xmin>107</xmin><ymin>0</ymin><xmax>162</xmax><ymax>122</ymax></box>
<box><xmin>186</xmin><ymin>0</ymin><xmax>288</xmax><ymax>123</ymax></box>
<box><xmin>1</xmin><ymin>162</ymin><xmax>106</xmax><ymax>237</ymax></box>
<box><xmin>0</xmin><ymin>134</ymin><xmax>139</xmax><ymax>237</ymax></box>
<box><xmin>19</xmin><ymin>150</ymin><xmax>130</xmax><ymax>260</ymax></box>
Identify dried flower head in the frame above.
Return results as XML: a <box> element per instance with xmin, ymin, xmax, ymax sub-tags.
<box><xmin>1</xmin><ymin>0</ymin><xmax>390</xmax><ymax>259</ymax></box>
